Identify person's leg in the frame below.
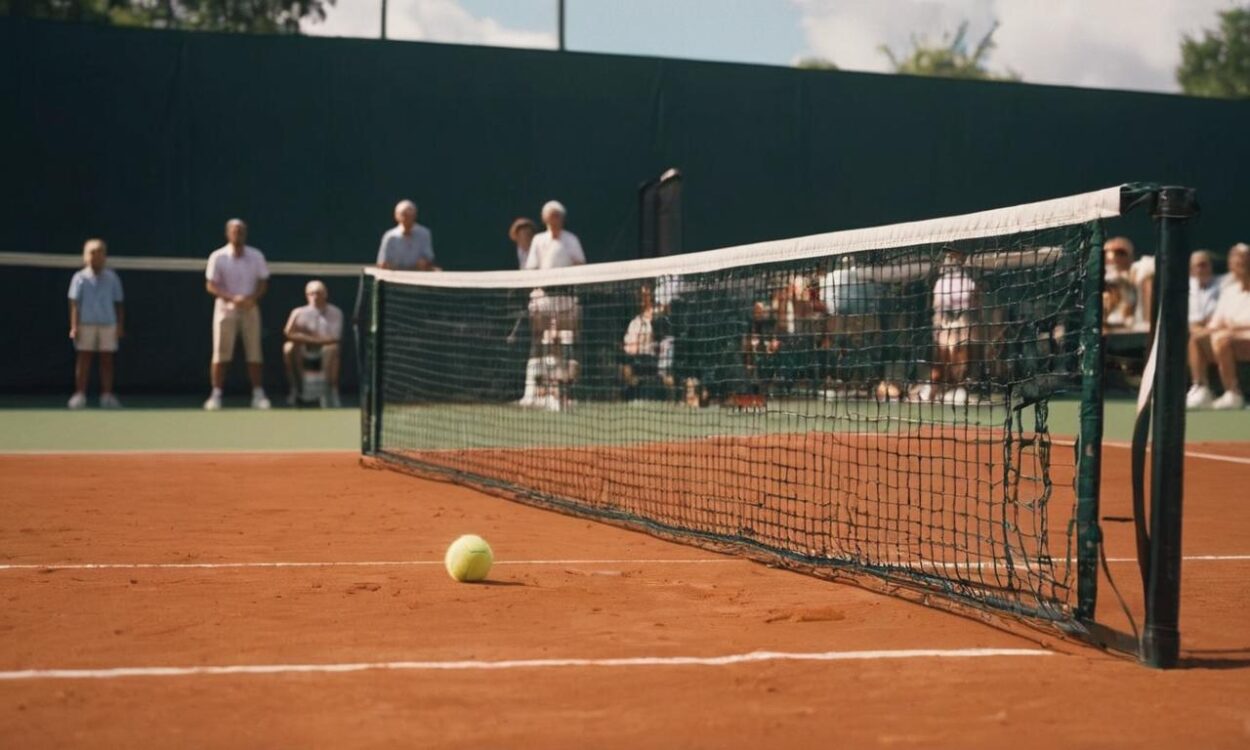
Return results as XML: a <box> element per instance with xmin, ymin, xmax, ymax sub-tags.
<box><xmin>1211</xmin><ymin>331</ymin><xmax>1242</xmax><ymax>395</ymax></box>
<box><xmin>99</xmin><ymin>353</ymin><xmax>115</xmax><ymax>395</ymax></box>
<box><xmin>1188</xmin><ymin>327</ymin><xmax>1213</xmax><ymax>386</ymax></box>
<box><xmin>322</xmin><ymin>344</ymin><xmax>340</xmax><ymax>388</ymax></box>
<box><xmin>241</xmin><ymin>307</ymin><xmax>268</xmax><ymax>407</ymax></box>
<box><xmin>207</xmin><ymin>307</ymin><xmax>236</xmax><ymax>409</ymax></box>
<box><xmin>75</xmin><ymin>351</ymin><xmax>91</xmax><ymax>396</ymax></box>
<box><xmin>283</xmin><ymin>341</ymin><xmax>301</xmax><ymax>401</ymax></box>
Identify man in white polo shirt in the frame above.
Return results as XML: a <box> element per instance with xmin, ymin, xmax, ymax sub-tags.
<box><xmin>204</xmin><ymin>218</ymin><xmax>271</xmax><ymax>410</ymax></box>
<box><xmin>525</xmin><ymin>200</ymin><xmax>585</xmax><ymax>270</ymax></box>
<box><xmin>282</xmin><ymin>280</ymin><xmax>344</xmax><ymax>408</ymax></box>
<box><xmin>518</xmin><ymin>201</ymin><xmax>586</xmax><ymax>409</ymax></box>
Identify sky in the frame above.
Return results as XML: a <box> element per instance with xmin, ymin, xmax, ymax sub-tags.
<box><xmin>301</xmin><ymin>0</ymin><xmax>1242</xmax><ymax>95</ymax></box>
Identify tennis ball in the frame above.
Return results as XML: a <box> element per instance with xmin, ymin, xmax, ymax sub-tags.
<box><xmin>444</xmin><ymin>534</ymin><xmax>494</xmax><ymax>582</ymax></box>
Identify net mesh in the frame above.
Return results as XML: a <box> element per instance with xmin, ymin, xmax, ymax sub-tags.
<box><xmin>363</xmin><ymin>194</ymin><xmax>1112</xmax><ymax>627</ymax></box>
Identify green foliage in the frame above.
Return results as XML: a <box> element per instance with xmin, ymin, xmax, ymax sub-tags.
<box><xmin>1177</xmin><ymin>6</ymin><xmax>1250</xmax><ymax>98</ymax></box>
<box><xmin>0</xmin><ymin>0</ymin><xmax>332</xmax><ymax>33</ymax></box>
<box><xmin>795</xmin><ymin>56</ymin><xmax>839</xmax><ymax>71</ymax></box>
<box><xmin>880</xmin><ymin>21</ymin><xmax>1019</xmax><ymax>82</ymax></box>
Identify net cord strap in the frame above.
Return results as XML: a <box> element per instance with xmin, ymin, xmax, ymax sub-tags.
<box><xmin>365</xmin><ymin>186</ymin><xmax>1124</xmax><ymax>289</ymax></box>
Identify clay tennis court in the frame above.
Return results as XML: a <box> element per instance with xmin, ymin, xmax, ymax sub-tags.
<box><xmin>2</xmin><ymin>425</ymin><xmax>1248</xmax><ymax>747</ymax></box>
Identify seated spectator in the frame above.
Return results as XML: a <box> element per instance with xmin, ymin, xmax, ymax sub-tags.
<box><xmin>927</xmin><ymin>247</ymin><xmax>978</xmax><ymax>404</ymax></box>
<box><xmin>67</xmin><ymin>238</ymin><xmax>124</xmax><ymax>409</ymax></box>
<box><xmin>1222</xmin><ymin>243</ymin><xmax>1249</xmax><ymax>290</ymax></box>
<box><xmin>1187</xmin><ymin>251</ymin><xmax>1250</xmax><ymax>410</ymax></box>
<box><xmin>509</xmin><ymin>217</ymin><xmax>537</xmax><ymax>269</ymax></box>
<box><xmin>821</xmin><ymin>255</ymin><xmax>885</xmax><ymax>395</ymax></box>
<box><xmin>1189</xmin><ymin>250</ymin><xmax>1220</xmax><ymax>329</ymax></box>
<box><xmin>377</xmin><ymin>200</ymin><xmax>437</xmax><ymax>271</ymax></box>
<box><xmin>283</xmin><ymin>280</ymin><xmax>344</xmax><ymax>408</ymax></box>
<box><xmin>621</xmin><ymin>286</ymin><xmax>661</xmax><ymax>401</ymax></box>
<box><xmin>1103</xmin><ymin>237</ymin><xmax>1154</xmax><ymax>329</ymax></box>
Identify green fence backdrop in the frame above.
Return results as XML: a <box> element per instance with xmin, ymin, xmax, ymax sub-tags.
<box><xmin>3</xmin><ymin>17</ymin><xmax>1248</xmax><ymax>393</ymax></box>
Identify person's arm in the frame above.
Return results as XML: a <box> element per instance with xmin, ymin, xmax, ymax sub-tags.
<box><xmin>570</xmin><ymin>235</ymin><xmax>586</xmax><ymax>266</ymax></box>
<box><xmin>524</xmin><ymin>239</ymin><xmax>541</xmax><ymax>270</ymax></box>
<box><xmin>377</xmin><ymin>235</ymin><xmax>392</xmax><ymax>269</ymax></box>
<box><xmin>67</xmin><ymin>275</ymin><xmax>80</xmax><ymax>339</ymax></box>
<box><xmin>113</xmin><ymin>274</ymin><xmax>125</xmax><ymax>339</ymax></box>
<box><xmin>283</xmin><ymin>309</ymin><xmax>316</xmax><ymax>343</ymax></box>
<box><xmin>415</xmin><ymin>229</ymin><xmax>437</xmax><ymax>271</ymax></box>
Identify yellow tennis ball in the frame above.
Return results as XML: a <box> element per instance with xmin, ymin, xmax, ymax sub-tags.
<box><xmin>444</xmin><ymin>534</ymin><xmax>494</xmax><ymax>582</ymax></box>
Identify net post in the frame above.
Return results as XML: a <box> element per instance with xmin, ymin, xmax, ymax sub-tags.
<box><xmin>1075</xmin><ymin>221</ymin><xmax>1106</xmax><ymax>621</ymax></box>
<box><xmin>1142</xmin><ymin>186</ymin><xmax>1197</xmax><ymax>669</ymax></box>
<box><xmin>367</xmin><ymin>277</ymin><xmax>384</xmax><ymax>456</ymax></box>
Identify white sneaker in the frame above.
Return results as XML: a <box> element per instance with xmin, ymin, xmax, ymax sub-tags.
<box><xmin>913</xmin><ymin>383</ymin><xmax>933</xmax><ymax>403</ymax></box>
<box><xmin>203</xmin><ymin>393</ymin><xmax>223</xmax><ymax>411</ymax></box>
<box><xmin>541</xmin><ymin>394</ymin><xmax>562</xmax><ymax>412</ymax></box>
<box><xmin>1212</xmin><ymin>390</ymin><xmax>1245</xmax><ymax>411</ymax></box>
<box><xmin>99</xmin><ymin>393</ymin><xmax>123</xmax><ymax>409</ymax></box>
<box><xmin>67</xmin><ymin>392</ymin><xmax>87</xmax><ymax>410</ymax></box>
<box><xmin>1185</xmin><ymin>384</ymin><xmax>1214</xmax><ymax>410</ymax></box>
<box><xmin>286</xmin><ymin>391</ymin><xmax>299</xmax><ymax>407</ymax></box>
<box><xmin>324</xmin><ymin>391</ymin><xmax>342</xmax><ymax>409</ymax></box>
<box><xmin>251</xmin><ymin>393</ymin><xmax>272</xmax><ymax>410</ymax></box>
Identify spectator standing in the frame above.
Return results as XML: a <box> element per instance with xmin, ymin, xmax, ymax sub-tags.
<box><xmin>67</xmin><ymin>238</ymin><xmax>124</xmax><ymax>409</ymax></box>
<box><xmin>525</xmin><ymin>201</ymin><xmax>586</xmax><ymax>269</ymax></box>
<box><xmin>377</xmin><ymin>200</ymin><xmax>436</xmax><ymax>271</ymax></box>
<box><xmin>204</xmin><ymin>219</ymin><xmax>271</xmax><ymax>410</ymax></box>
<box><xmin>283</xmin><ymin>280</ymin><xmax>344</xmax><ymax>408</ymax></box>
<box><xmin>927</xmin><ymin>247</ymin><xmax>978</xmax><ymax>404</ymax></box>
<box><xmin>509</xmin><ymin>217</ymin><xmax>537</xmax><ymax>269</ymax></box>
<box><xmin>1187</xmin><ymin>248</ymin><xmax>1250</xmax><ymax>410</ymax></box>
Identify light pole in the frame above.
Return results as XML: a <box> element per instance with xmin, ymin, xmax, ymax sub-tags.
<box><xmin>557</xmin><ymin>0</ymin><xmax>564</xmax><ymax>51</ymax></box>
<box><xmin>381</xmin><ymin>0</ymin><xmax>387</xmax><ymax>39</ymax></box>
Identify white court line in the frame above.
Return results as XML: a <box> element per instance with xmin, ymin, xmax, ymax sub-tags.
<box><xmin>1</xmin><ymin>554</ymin><xmax>1245</xmax><ymax>573</ymax></box>
<box><xmin>0</xmin><ymin>648</ymin><xmax>1052</xmax><ymax>682</ymax></box>
<box><xmin>0</xmin><ymin>558</ymin><xmax>737</xmax><ymax>571</ymax></box>
<box><xmin>1101</xmin><ymin>441</ymin><xmax>1250</xmax><ymax>466</ymax></box>
<box><xmin>0</xmin><ymin>448</ymin><xmax>356</xmax><ymax>456</ymax></box>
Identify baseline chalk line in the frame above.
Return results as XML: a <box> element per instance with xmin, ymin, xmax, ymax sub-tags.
<box><xmin>0</xmin><ymin>558</ymin><xmax>738</xmax><ymax>571</ymax></box>
<box><xmin>0</xmin><ymin>648</ymin><xmax>1052</xmax><ymax>681</ymax></box>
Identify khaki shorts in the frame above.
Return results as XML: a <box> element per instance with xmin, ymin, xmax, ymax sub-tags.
<box><xmin>213</xmin><ymin>305</ymin><xmax>263</xmax><ymax>364</ymax></box>
<box><xmin>75</xmin><ymin>325</ymin><xmax>118</xmax><ymax>353</ymax></box>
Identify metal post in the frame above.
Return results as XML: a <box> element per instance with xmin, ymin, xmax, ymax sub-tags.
<box><xmin>557</xmin><ymin>0</ymin><xmax>565</xmax><ymax>51</ymax></box>
<box><xmin>380</xmin><ymin>0</ymin><xmax>387</xmax><ymax>39</ymax></box>
<box><xmin>368</xmin><ymin>279</ymin><xmax>384</xmax><ymax>456</ymax></box>
<box><xmin>1075</xmin><ymin>221</ymin><xmax>1106</xmax><ymax>621</ymax></box>
<box><xmin>1142</xmin><ymin>186</ymin><xmax>1197</xmax><ymax>668</ymax></box>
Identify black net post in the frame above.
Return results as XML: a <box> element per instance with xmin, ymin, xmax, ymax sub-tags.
<box><xmin>1143</xmin><ymin>186</ymin><xmax>1197</xmax><ymax>669</ymax></box>
<box><xmin>1075</xmin><ymin>221</ymin><xmax>1106</xmax><ymax>621</ymax></box>
<box><xmin>366</xmin><ymin>277</ymin><xmax>384</xmax><ymax>456</ymax></box>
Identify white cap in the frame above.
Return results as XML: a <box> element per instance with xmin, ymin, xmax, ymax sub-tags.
<box><xmin>542</xmin><ymin>200</ymin><xmax>566</xmax><ymax>220</ymax></box>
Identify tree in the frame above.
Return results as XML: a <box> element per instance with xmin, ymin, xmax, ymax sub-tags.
<box><xmin>795</xmin><ymin>56</ymin><xmax>839</xmax><ymax>71</ymax></box>
<box><xmin>880</xmin><ymin>20</ymin><xmax>1019</xmax><ymax>82</ymax></box>
<box><xmin>0</xmin><ymin>0</ymin><xmax>333</xmax><ymax>34</ymax></box>
<box><xmin>1177</xmin><ymin>6</ymin><xmax>1250</xmax><ymax>98</ymax></box>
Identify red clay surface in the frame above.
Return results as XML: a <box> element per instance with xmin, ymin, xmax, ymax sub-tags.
<box><xmin>0</xmin><ymin>450</ymin><xmax>1248</xmax><ymax>748</ymax></box>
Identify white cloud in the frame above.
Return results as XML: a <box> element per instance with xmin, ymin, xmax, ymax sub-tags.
<box><xmin>303</xmin><ymin>0</ymin><xmax>556</xmax><ymax>50</ymax></box>
<box><xmin>793</xmin><ymin>0</ymin><xmax>1239</xmax><ymax>93</ymax></box>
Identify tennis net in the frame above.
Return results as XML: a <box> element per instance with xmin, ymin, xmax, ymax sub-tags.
<box><xmin>361</xmin><ymin>186</ymin><xmax>1168</xmax><ymax>645</ymax></box>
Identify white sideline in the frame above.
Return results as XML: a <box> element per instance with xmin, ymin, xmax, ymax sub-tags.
<box><xmin>0</xmin><ymin>648</ymin><xmax>1052</xmax><ymax>682</ymax></box>
<box><xmin>0</xmin><ymin>554</ymin><xmax>1245</xmax><ymax>572</ymax></box>
<box><xmin>0</xmin><ymin>558</ymin><xmax>736</xmax><ymax>571</ymax></box>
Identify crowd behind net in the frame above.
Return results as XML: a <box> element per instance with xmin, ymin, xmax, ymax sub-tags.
<box><xmin>362</xmin><ymin>187</ymin><xmax>1125</xmax><ymax>631</ymax></box>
